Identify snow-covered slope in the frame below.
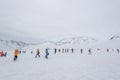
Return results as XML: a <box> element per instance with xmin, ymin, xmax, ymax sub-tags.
<box><xmin>93</xmin><ymin>34</ymin><xmax>120</xmax><ymax>48</ymax></box>
<box><xmin>0</xmin><ymin>46</ymin><xmax>120</xmax><ymax>80</ymax></box>
<box><xmin>0</xmin><ymin>34</ymin><xmax>120</xmax><ymax>80</ymax></box>
<box><xmin>1</xmin><ymin>34</ymin><xmax>120</xmax><ymax>51</ymax></box>
<box><xmin>110</xmin><ymin>34</ymin><xmax>120</xmax><ymax>40</ymax></box>
<box><xmin>0</xmin><ymin>39</ymin><xmax>29</xmax><ymax>51</ymax></box>
<box><xmin>55</xmin><ymin>36</ymin><xmax>98</xmax><ymax>46</ymax></box>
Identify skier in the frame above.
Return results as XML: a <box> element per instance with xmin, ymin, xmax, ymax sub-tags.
<box><xmin>117</xmin><ymin>49</ymin><xmax>119</xmax><ymax>53</ymax></box>
<box><xmin>80</xmin><ymin>49</ymin><xmax>83</xmax><ymax>54</ymax></box>
<box><xmin>13</xmin><ymin>49</ymin><xmax>19</xmax><ymax>61</ymax></box>
<box><xmin>88</xmin><ymin>49</ymin><xmax>91</xmax><ymax>55</ymax></box>
<box><xmin>35</xmin><ymin>49</ymin><xmax>40</xmax><ymax>58</ymax></box>
<box><xmin>54</xmin><ymin>48</ymin><xmax>57</xmax><ymax>54</ymax></box>
<box><xmin>45</xmin><ymin>48</ymin><xmax>49</xmax><ymax>59</ymax></box>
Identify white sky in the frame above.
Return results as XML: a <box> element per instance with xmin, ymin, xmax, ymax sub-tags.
<box><xmin>0</xmin><ymin>0</ymin><xmax>120</xmax><ymax>43</ymax></box>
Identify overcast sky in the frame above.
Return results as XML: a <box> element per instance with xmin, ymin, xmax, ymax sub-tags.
<box><xmin>0</xmin><ymin>0</ymin><xmax>120</xmax><ymax>43</ymax></box>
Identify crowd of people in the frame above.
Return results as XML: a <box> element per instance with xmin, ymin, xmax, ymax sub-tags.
<box><xmin>0</xmin><ymin>48</ymin><xmax>119</xmax><ymax>61</ymax></box>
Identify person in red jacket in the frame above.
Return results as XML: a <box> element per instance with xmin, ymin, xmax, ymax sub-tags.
<box><xmin>0</xmin><ymin>51</ymin><xmax>4</xmax><ymax>57</ymax></box>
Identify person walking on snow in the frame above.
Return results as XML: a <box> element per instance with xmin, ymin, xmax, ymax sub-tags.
<box><xmin>13</xmin><ymin>49</ymin><xmax>19</xmax><ymax>61</ymax></box>
<box><xmin>35</xmin><ymin>49</ymin><xmax>40</xmax><ymax>58</ymax></box>
<box><xmin>54</xmin><ymin>48</ymin><xmax>57</xmax><ymax>54</ymax></box>
<box><xmin>4</xmin><ymin>52</ymin><xmax>7</xmax><ymax>57</ymax></box>
<box><xmin>71</xmin><ymin>48</ymin><xmax>74</xmax><ymax>53</ymax></box>
<box><xmin>0</xmin><ymin>51</ymin><xmax>4</xmax><ymax>57</ymax></box>
<box><xmin>80</xmin><ymin>49</ymin><xmax>83</xmax><ymax>54</ymax></box>
<box><xmin>117</xmin><ymin>49</ymin><xmax>119</xmax><ymax>53</ymax></box>
<box><xmin>107</xmin><ymin>49</ymin><xmax>109</xmax><ymax>52</ymax></box>
<box><xmin>88</xmin><ymin>49</ymin><xmax>91</xmax><ymax>55</ymax></box>
<box><xmin>45</xmin><ymin>48</ymin><xmax>49</xmax><ymax>59</ymax></box>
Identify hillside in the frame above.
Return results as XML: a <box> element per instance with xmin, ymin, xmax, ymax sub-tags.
<box><xmin>0</xmin><ymin>39</ymin><xmax>29</xmax><ymax>51</ymax></box>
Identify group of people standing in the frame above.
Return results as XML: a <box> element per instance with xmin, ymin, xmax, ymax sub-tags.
<box><xmin>54</xmin><ymin>48</ymin><xmax>120</xmax><ymax>54</ymax></box>
<box><xmin>54</xmin><ymin>48</ymin><xmax>75</xmax><ymax>54</ymax></box>
<box><xmin>54</xmin><ymin>48</ymin><xmax>92</xmax><ymax>54</ymax></box>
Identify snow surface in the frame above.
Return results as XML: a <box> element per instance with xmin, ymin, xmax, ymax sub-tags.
<box><xmin>0</xmin><ymin>35</ymin><xmax>120</xmax><ymax>80</ymax></box>
<box><xmin>0</xmin><ymin>47</ymin><xmax>120</xmax><ymax>80</ymax></box>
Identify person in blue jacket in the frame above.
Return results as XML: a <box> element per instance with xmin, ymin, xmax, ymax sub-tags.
<box><xmin>45</xmin><ymin>48</ymin><xmax>49</xmax><ymax>59</ymax></box>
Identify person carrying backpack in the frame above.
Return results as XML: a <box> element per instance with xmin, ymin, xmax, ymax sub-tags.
<box><xmin>13</xmin><ymin>49</ymin><xmax>19</xmax><ymax>61</ymax></box>
<box><xmin>35</xmin><ymin>49</ymin><xmax>40</xmax><ymax>58</ymax></box>
<box><xmin>45</xmin><ymin>48</ymin><xmax>49</xmax><ymax>59</ymax></box>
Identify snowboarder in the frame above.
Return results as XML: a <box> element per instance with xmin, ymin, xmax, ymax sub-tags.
<box><xmin>80</xmin><ymin>49</ymin><xmax>83</xmax><ymax>54</ymax></box>
<box><xmin>45</xmin><ymin>48</ymin><xmax>49</xmax><ymax>59</ymax></box>
<box><xmin>35</xmin><ymin>49</ymin><xmax>40</xmax><ymax>58</ymax></box>
<box><xmin>88</xmin><ymin>49</ymin><xmax>91</xmax><ymax>55</ymax></box>
<box><xmin>117</xmin><ymin>49</ymin><xmax>119</xmax><ymax>53</ymax></box>
<box><xmin>13</xmin><ymin>49</ymin><xmax>19</xmax><ymax>61</ymax></box>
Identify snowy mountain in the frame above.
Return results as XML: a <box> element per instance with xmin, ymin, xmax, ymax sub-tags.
<box><xmin>1</xmin><ymin>34</ymin><xmax>120</xmax><ymax>51</ymax></box>
<box><xmin>55</xmin><ymin>36</ymin><xmax>98</xmax><ymax>46</ymax></box>
<box><xmin>0</xmin><ymin>39</ymin><xmax>29</xmax><ymax>51</ymax></box>
<box><xmin>92</xmin><ymin>34</ymin><xmax>120</xmax><ymax>48</ymax></box>
<box><xmin>26</xmin><ymin>36</ymin><xmax>98</xmax><ymax>47</ymax></box>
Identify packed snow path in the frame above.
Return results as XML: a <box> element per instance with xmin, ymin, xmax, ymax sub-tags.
<box><xmin>0</xmin><ymin>52</ymin><xmax>120</xmax><ymax>80</ymax></box>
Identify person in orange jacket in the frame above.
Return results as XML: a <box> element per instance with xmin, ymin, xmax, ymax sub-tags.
<box><xmin>13</xmin><ymin>49</ymin><xmax>19</xmax><ymax>61</ymax></box>
<box><xmin>35</xmin><ymin>49</ymin><xmax>40</xmax><ymax>58</ymax></box>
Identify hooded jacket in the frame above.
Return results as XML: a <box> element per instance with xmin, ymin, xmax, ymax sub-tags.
<box><xmin>14</xmin><ymin>49</ymin><xmax>19</xmax><ymax>56</ymax></box>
